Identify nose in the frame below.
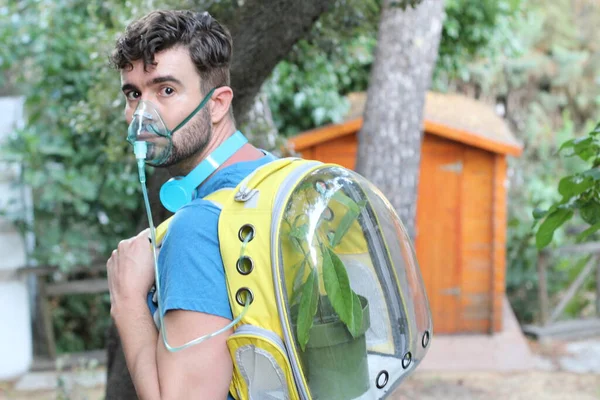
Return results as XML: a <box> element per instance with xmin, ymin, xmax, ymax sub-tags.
<box><xmin>133</xmin><ymin>109</ymin><xmax>154</xmax><ymax>120</ymax></box>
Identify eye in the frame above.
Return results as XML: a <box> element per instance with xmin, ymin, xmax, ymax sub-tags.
<box><xmin>159</xmin><ymin>86</ymin><xmax>175</xmax><ymax>97</ymax></box>
<box><xmin>126</xmin><ymin>91</ymin><xmax>141</xmax><ymax>101</ymax></box>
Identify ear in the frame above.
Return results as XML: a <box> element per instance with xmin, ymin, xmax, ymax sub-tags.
<box><xmin>209</xmin><ymin>86</ymin><xmax>234</xmax><ymax>124</ymax></box>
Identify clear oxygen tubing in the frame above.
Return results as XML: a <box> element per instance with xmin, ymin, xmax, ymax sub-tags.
<box><xmin>133</xmin><ymin>141</ymin><xmax>250</xmax><ymax>352</ymax></box>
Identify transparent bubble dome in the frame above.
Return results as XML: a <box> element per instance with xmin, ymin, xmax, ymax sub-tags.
<box><xmin>276</xmin><ymin>166</ymin><xmax>432</xmax><ymax>398</ymax></box>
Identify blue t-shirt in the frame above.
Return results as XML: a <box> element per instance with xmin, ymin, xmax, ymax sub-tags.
<box><xmin>147</xmin><ymin>151</ymin><xmax>276</xmax><ymax>399</ymax></box>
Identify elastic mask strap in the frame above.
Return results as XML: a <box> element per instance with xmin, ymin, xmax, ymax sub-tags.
<box><xmin>170</xmin><ymin>88</ymin><xmax>216</xmax><ymax>134</ymax></box>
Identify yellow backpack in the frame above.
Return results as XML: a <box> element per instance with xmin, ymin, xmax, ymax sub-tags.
<box><xmin>156</xmin><ymin>157</ymin><xmax>432</xmax><ymax>400</ymax></box>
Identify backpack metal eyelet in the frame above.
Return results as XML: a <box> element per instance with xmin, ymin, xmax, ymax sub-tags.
<box><xmin>238</xmin><ymin>224</ymin><xmax>255</xmax><ymax>242</ymax></box>
<box><xmin>376</xmin><ymin>370</ymin><xmax>389</xmax><ymax>389</ymax></box>
<box><xmin>402</xmin><ymin>352</ymin><xmax>412</xmax><ymax>369</ymax></box>
<box><xmin>236</xmin><ymin>256</ymin><xmax>254</xmax><ymax>275</ymax></box>
<box><xmin>236</xmin><ymin>287</ymin><xmax>254</xmax><ymax>306</ymax></box>
<box><xmin>422</xmin><ymin>330</ymin><xmax>430</xmax><ymax>348</ymax></box>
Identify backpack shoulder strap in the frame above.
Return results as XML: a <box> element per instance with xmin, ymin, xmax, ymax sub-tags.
<box><xmin>155</xmin><ymin>216</ymin><xmax>175</xmax><ymax>247</ymax></box>
<box><xmin>154</xmin><ymin>188</ymin><xmax>234</xmax><ymax>246</ymax></box>
<box><xmin>154</xmin><ymin>158</ymin><xmax>315</xmax><ymax>245</ymax></box>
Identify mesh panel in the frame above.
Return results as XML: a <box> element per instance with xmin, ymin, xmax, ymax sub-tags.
<box><xmin>236</xmin><ymin>345</ymin><xmax>289</xmax><ymax>400</ymax></box>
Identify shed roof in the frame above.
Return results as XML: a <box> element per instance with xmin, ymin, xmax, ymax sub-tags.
<box><xmin>289</xmin><ymin>91</ymin><xmax>523</xmax><ymax>157</ymax></box>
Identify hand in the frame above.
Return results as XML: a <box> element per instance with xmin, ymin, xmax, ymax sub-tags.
<box><xmin>107</xmin><ymin>228</ymin><xmax>156</xmax><ymax>310</ymax></box>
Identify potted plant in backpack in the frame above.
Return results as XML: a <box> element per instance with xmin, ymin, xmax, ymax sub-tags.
<box><xmin>285</xmin><ymin>186</ymin><xmax>371</xmax><ymax>400</ymax></box>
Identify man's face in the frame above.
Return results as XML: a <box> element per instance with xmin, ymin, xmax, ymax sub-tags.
<box><xmin>120</xmin><ymin>46</ymin><xmax>212</xmax><ymax>167</ymax></box>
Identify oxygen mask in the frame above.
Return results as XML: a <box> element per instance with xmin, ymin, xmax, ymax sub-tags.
<box><xmin>127</xmin><ymin>100</ymin><xmax>172</xmax><ymax>166</ymax></box>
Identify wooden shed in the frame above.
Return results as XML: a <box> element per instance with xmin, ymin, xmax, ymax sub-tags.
<box><xmin>288</xmin><ymin>92</ymin><xmax>523</xmax><ymax>334</ymax></box>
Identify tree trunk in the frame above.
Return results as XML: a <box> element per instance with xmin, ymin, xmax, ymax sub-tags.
<box><xmin>355</xmin><ymin>0</ymin><xmax>445</xmax><ymax>240</ymax></box>
<box><xmin>105</xmin><ymin>1</ymin><xmax>334</xmax><ymax>398</ymax></box>
<box><xmin>228</xmin><ymin>0</ymin><xmax>335</xmax><ymax>125</ymax></box>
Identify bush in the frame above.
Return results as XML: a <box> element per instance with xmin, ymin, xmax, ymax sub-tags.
<box><xmin>0</xmin><ymin>0</ymin><xmax>157</xmax><ymax>352</ymax></box>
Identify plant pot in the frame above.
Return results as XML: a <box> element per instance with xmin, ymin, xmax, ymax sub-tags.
<box><xmin>296</xmin><ymin>295</ymin><xmax>371</xmax><ymax>400</ymax></box>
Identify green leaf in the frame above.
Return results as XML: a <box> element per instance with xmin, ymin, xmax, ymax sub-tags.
<box><xmin>322</xmin><ymin>247</ymin><xmax>359</xmax><ymax>333</ymax></box>
<box><xmin>535</xmin><ymin>208</ymin><xmax>574</xmax><ymax>249</ymax></box>
<box><xmin>561</xmin><ymin>137</ymin><xmax>598</xmax><ymax>161</ymax></box>
<box><xmin>332</xmin><ymin>191</ymin><xmax>360</xmax><ymax>213</ymax></box>
<box><xmin>288</xmin><ymin>218</ymin><xmax>308</xmax><ymax>254</ymax></box>
<box><xmin>290</xmin><ymin>259</ymin><xmax>308</xmax><ymax>305</ymax></box>
<box><xmin>580</xmin><ymin>201</ymin><xmax>600</xmax><ymax>225</ymax></box>
<box><xmin>591</xmin><ymin>122</ymin><xmax>600</xmax><ymax>135</ymax></box>
<box><xmin>290</xmin><ymin>237</ymin><xmax>305</xmax><ymax>254</ymax></box>
<box><xmin>330</xmin><ymin>208</ymin><xmax>358</xmax><ymax>247</ymax></box>
<box><xmin>290</xmin><ymin>224</ymin><xmax>309</xmax><ymax>240</ymax></box>
<box><xmin>576</xmin><ymin>222</ymin><xmax>600</xmax><ymax>242</ymax></box>
<box><xmin>532</xmin><ymin>208</ymin><xmax>548</xmax><ymax>220</ymax></box>
<box><xmin>296</xmin><ymin>268</ymin><xmax>319</xmax><ymax>351</ymax></box>
<box><xmin>581</xmin><ymin>168</ymin><xmax>600</xmax><ymax>181</ymax></box>
<box><xmin>330</xmin><ymin>200</ymin><xmax>366</xmax><ymax>247</ymax></box>
<box><xmin>557</xmin><ymin>137</ymin><xmax>597</xmax><ymax>161</ymax></box>
<box><xmin>573</xmin><ymin>136</ymin><xmax>593</xmax><ymax>148</ymax></box>
<box><xmin>558</xmin><ymin>176</ymin><xmax>593</xmax><ymax>199</ymax></box>
<box><xmin>293</xmin><ymin>259</ymin><xmax>308</xmax><ymax>289</ymax></box>
<box><xmin>558</xmin><ymin>138</ymin><xmax>577</xmax><ymax>152</ymax></box>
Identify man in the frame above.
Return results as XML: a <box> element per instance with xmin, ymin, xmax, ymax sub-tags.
<box><xmin>106</xmin><ymin>10</ymin><xmax>272</xmax><ymax>399</ymax></box>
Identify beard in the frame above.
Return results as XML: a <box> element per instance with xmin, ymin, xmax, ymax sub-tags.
<box><xmin>159</xmin><ymin>106</ymin><xmax>212</xmax><ymax>168</ymax></box>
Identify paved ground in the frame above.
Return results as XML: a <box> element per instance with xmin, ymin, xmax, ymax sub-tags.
<box><xmin>2</xmin><ymin>300</ymin><xmax>600</xmax><ymax>400</ymax></box>
<box><xmin>394</xmin><ymin>370</ymin><xmax>600</xmax><ymax>400</ymax></box>
<box><xmin>2</xmin><ymin>368</ymin><xmax>600</xmax><ymax>400</ymax></box>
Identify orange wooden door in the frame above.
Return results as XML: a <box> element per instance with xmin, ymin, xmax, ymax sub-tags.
<box><xmin>313</xmin><ymin>135</ymin><xmax>358</xmax><ymax>169</ymax></box>
<box><xmin>415</xmin><ymin>135</ymin><xmax>464</xmax><ymax>334</ymax></box>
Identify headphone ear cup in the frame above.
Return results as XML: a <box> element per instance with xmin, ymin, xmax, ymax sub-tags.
<box><xmin>160</xmin><ymin>178</ymin><xmax>193</xmax><ymax>213</ymax></box>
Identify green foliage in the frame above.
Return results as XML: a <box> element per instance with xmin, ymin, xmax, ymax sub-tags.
<box><xmin>53</xmin><ymin>293</ymin><xmax>112</xmax><ymax>353</ymax></box>
<box><xmin>0</xmin><ymin>0</ymin><xmax>180</xmax><ymax>352</ymax></box>
<box><xmin>0</xmin><ymin>0</ymin><xmax>155</xmax><ymax>272</ymax></box>
<box><xmin>507</xmin><ymin>216</ymin><xmax>591</xmax><ymax>324</ymax></box>
<box><xmin>264</xmin><ymin>43</ymin><xmax>353</xmax><ymax>136</ymax></box>
<box><xmin>264</xmin><ymin>0</ymin><xmax>380</xmax><ymax>135</ymax></box>
<box><xmin>296</xmin><ymin>267</ymin><xmax>319</xmax><ymax>351</ymax></box>
<box><xmin>288</xmin><ymin>185</ymin><xmax>365</xmax><ymax>350</ymax></box>
<box><xmin>390</xmin><ymin>0</ymin><xmax>423</xmax><ymax>10</ymax></box>
<box><xmin>434</xmin><ymin>0</ymin><xmax>522</xmax><ymax>85</ymax></box>
<box><xmin>506</xmin><ymin>112</ymin><xmax>598</xmax><ymax>323</ymax></box>
<box><xmin>265</xmin><ymin>0</ymin><xmax>520</xmax><ymax>136</ymax></box>
<box><xmin>439</xmin><ymin>0</ymin><xmax>600</xmax><ymax>323</ymax></box>
<box><xmin>322</xmin><ymin>247</ymin><xmax>362</xmax><ymax>337</ymax></box>
<box><xmin>534</xmin><ymin>121</ymin><xmax>600</xmax><ymax>248</ymax></box>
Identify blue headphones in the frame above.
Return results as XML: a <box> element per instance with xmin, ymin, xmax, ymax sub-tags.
<box><xmin>159</xmin><ymin>130</ymin><xmax>248</xmax><ymax>212</ymax></box>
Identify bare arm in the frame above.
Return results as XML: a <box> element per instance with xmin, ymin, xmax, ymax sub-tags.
<box><xmin>112</xmin><ymin>299</ymin><xmax>160</xmax><ymax>400</ymax></box>
<box><xmin>108</xmin><ymin>230</ymin><xmax>233</xmax><ymax>400</ymax></box>
<box><xmin>156</xmin><ymin>310</ymin><xmax>233</xmax><ymax>399</ymax></box>
<box><xmin>113</xmin><ymin>302</ymin><xmax>234</xmax><ymax>400</ymax></box>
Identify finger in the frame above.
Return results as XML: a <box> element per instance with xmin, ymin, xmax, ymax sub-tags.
<box><xmin>106</xmin><ymin>250</ymin><xmax>115</xmax><ymax>263</ymax></box>
<box><xmin>137</xmin><ymin>228</ymin><xmax>152</xmax><ymax>244</ymax></box>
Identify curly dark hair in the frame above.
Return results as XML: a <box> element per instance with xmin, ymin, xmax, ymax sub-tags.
<box><xmin>110</xmin><ymin>10</ymin><xmax>232</xmax><ymax>94</ymax></box>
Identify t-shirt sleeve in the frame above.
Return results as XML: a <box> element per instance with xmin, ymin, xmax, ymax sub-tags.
<box><xmin>156</xmin><ymin>200</ymin><xmax>232</xmax><ymax>321</ymax></box>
